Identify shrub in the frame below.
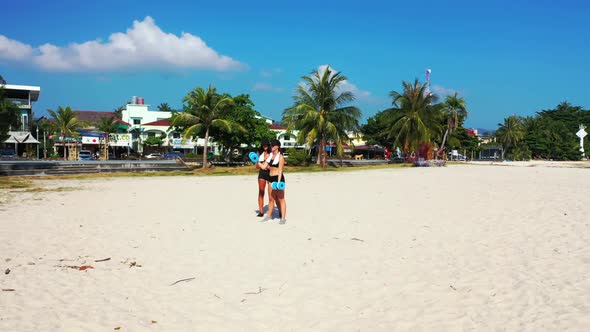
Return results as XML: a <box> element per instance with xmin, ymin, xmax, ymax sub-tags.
<box><xmin>285</xmin><ymin>148</ymin><xmax>310</xmax><ymax>166</ymax></box>
<box><xmin>184</xmin><ymin>152</ymin><xmax>198</xmax><ymax>159</ymax></box>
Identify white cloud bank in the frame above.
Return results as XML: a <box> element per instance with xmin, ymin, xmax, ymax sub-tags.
<box><xmin>0</xmin><ymin>16</ymin><xmax>243</xmax><ymax>72</ymax></box>
<box><xmin>0</xmin><ymin>35</ymin><xmax>34</xmax><ymax>60</ymax></box>
<box><xmin>305</xmin><ymin>65</ymin><xmax>381</xmax><ymax>104</ymax></box>
<box><xmin>431</xmin><ymin>85</ymin><xmax>462</xmax><ymax>97</ymax></box>
<box><xmin>253</xmin><ymin>83</ymin><xmax>284</xmax><ymax>92</ymax></box>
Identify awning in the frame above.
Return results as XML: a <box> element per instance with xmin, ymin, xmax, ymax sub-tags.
<box><xmin>23</xmin><ymin>135</ymin><xmax>40</xmax><ymax>144</ymax></box>
<box><xmin>4</xmin><ymin>133</ymin><xmax>39</xmax><ymax>144</ymax></box>
<box><xmin>4</xmin><ymin>135</ymin><xmax>18</xmax><ymax>143</ymax></box>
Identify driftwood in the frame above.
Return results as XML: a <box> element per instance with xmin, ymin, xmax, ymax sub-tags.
<box><xmin>244</xmin><ymin>286</ymin><xmax>267</xmax><ymax>295</ymax></box>
<box><xmin>169</xmin><ymin>277</ymin><xmax>196</xmax><ymax>286</ymax></box>
<box><xmin>94</xmin><ymin>257</ymin><xmax>111</xmax><ymax>262</ymax></box>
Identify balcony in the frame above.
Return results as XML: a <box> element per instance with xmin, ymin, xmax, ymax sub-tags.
<box><xmin>8</xmin><ymin>98</ymin><xmax>31</xmax><ymax>108</ymax></box>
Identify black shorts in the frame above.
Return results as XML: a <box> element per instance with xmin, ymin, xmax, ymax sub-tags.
<box><xmin>258</xmin><ymin>169</ymin><xmax>270</xmax><ymax>181</ymax></box>
<box><xmin>269</xmin><ymin>174</ymin><xmax>285</xmax><ymax>183</ymax></box>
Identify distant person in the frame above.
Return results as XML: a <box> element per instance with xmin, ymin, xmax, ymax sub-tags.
<box><xmin>255</xmin><ymin>139</ymin><xmax>272</xmax><ymax>217</ymax></box>
<box><xmin>264</xmin><ymin>139</ymin><xmax>287</xmax><ymax>224</ymax></box>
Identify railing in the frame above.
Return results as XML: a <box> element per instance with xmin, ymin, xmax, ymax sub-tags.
<box><xmin>8</xmin><ymin>98</ymin><xmax>30</xmax><ymax>107</ymax></box>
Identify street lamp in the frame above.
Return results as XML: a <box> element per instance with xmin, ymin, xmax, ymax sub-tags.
<box><xmin>36</xmin><ymin>126</ymin><xmax>39</xmax><ymax>159</ymax></box>
<box><xmin>43</xmin><ymin>131</ymin><xmax>47</xmax><ymax>159</ymax></box>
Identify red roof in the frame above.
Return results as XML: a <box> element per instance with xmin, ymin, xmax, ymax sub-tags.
<box><xmin>74</xmin><ymin>110</ymin><xmax>130</xmax><ymax>126</ymax></box>
<box><xmin>143</xmin><ymin>119</ymin><xmax>171</xmax><ymax>126</ymax></box>
<box><xmin>466</xmin><ymin>128</ymin><xmax>477</xmax><ymax>137</ymax></box>
<box><xmin>269</xmin><ymin>124</ymin><xmax>286</xmax><ymax>130</ymax></box>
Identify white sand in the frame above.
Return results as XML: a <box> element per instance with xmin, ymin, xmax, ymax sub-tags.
<box><xmin>1</xmin><ymin>164</ymin><xmax>590</xmax><ymax>331</ymax></box>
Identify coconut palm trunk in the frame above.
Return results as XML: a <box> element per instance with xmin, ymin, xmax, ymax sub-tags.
<box><xmin>320</xmin><ymin>138</ymin><xmax>328</xmax><ymax>167</ymax></box>
<box><xmin>62</xmin><ymin>133</ymin><xmax>66</xmax><ymax>160</ymax></box>
<box><xmin>440</xmin><ymin>127</ymin><xmax>450</xmax><ymax>156</ymax></box>
<box><xmin>203</xmin><ymin>127</ymin><xmax>210</xmax><ymax>167</ymax></box>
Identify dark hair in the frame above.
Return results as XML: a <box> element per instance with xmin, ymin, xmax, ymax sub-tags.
<box><xmin>270</xmin><ymin>139</ymin><xmax>281</xmax><ymax>148</ymax></box>
<box><xmin>260</xmin><ymin>138</ymin><xmax>270</xmax><ymax>150</ymax></box>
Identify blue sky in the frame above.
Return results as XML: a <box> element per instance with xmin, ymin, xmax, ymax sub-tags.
<box><xmin>1</xmin><ymin>0</ymin><xmax>589</xmax><ymax>130</ymax></box>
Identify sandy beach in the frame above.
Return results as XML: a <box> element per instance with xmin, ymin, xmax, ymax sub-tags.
<box><xmin>1</xmin><ymin>163</ymin><xmax>590</xmax><ymax>331</ymax></box>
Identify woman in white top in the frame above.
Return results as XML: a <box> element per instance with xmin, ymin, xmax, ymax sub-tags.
<box><xmin>264</xmin><ymin>139</ymin><xmax>287</xmax><ymax>224</ymax></box>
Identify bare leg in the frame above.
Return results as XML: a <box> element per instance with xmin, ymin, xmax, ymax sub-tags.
<box><xmin>277</xmin><ymin>190</ymin><xmax>287</xmax><ymax>222</ymax></box>
<box><xmin>257</xmin><ymin>178</ymin><xmax>266</xmax><ymax>216</ymax></box>
<box><xmin>265</xmin><ymin>187</ymin><xmax>275</xmax><ymax>220</ymax></box>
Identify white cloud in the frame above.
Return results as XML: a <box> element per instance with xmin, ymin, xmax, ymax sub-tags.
<box><xmin>260</xmin><ymin>68</ymin><xmax>283</xmax><ymax>78</ymax></box>
<box><xmin>253</xmin><ymin>82</ymin><xmax>284</xmax><ymax>92</ymax></box>
<box><xmin>309</xmin><ymin>65</ymin><xmax>382</xmax><ymax>104</ymax></box>
<box><xmin>0</xmin><ymin>35</ymin><xmax>34</xmax><ymax>61</ymax></box>
<box><xmin>0</xmin><ymin>16</ymin><xmax>244</xmax><ymax>72</ymax></box>
<box><xmin>431</xmin><ymin>85</ymin><xmax>462</xmax><ymax>97</ymax></box>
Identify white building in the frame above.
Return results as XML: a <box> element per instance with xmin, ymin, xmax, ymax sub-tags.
<box><xmin>120</xmin><ymin>98</ymin><xmax>218</xmax><ymax>154</ymax></box>
<box><xmin>2</xmin><ymin>84</ymin><xmax>41</xmax><ymax>157</ymax></box>
<box><xmin>269</xmin><ymin>124</ymin><xmax>306</xmax><ymax>150</ymax></box>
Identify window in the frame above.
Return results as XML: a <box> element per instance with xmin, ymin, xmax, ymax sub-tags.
<box><xmin>133</xmin><ymin>119</ymin><xmax>141</xmax><ymax>125</ymax></box>
<box><xmin>22</xmin><ymin>115</ymin><xmax>28</xmax><ymax>130</ymax></box>
<box><xmin>148</xmin><ymin>132</ymin><xmax>156</xmax><ymax>138</ymax></box>
<box><xmin>284</xmin><ymin>135</ymin><xmax>291</xmax><ymax>141</ymax></box>
<box><xmin>173</xmin><ymin>132</ymin><xmax>181</xmax><ymax>138</ymax></box>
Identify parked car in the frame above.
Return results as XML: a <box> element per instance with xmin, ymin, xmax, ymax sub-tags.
<box><xmin>448</xmin><ymin>152</ymin><xmax>468</xmax><ymax>161</ymax></box>
<box><xmin>162</xmin><ymin>151</ymin><xmax>184</xmax><ymax>159</ymax></box>
<box><xmin>0</xmin><ymin>148</ymin><xmax>17</xmax><ymax>158</ymax></box>
<box><xmin>144</xmin><ymin>152</ymin><xmax>162</xmax><ymax>159</ymax></box>
<box><xmin>79</xmin><ymin>150</ymin><xmax>93</xmax><ymax>161</ymax></box>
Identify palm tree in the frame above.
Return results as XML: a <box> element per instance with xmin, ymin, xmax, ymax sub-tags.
<box><xmin>385</xmin><ymin>79</ymin><xmax>442</xmax><ymax>154</ymax></box>
<box><xmin>48</xmin><ymin>106</ymin><xmax>79</xmax><ymax>160</ymax></box>
<box><xmin>495</xmin><ymin>115</ymin><xmax>525</xmax><ymax>154</ymax></box>
<box><xmin>113</xmin><ymin>105</ymin><xmax>125</xmax><ymax>119</ymax></box>
<box><xmin>439</xmin><ymin>92</ymin><xmax>467</xmax><ymax>155</ymax></box>
<box><xmin>157</xmin><ymin>103</ymin><xmax>173</xmax><ymax>112</ymax></box>
<box><xmin>282</xmin><ymin>66</ymin><xmax>361</xmax><ymax>167</ymax></box>
<box><xmin>96</xmin><ymin>116</ymin><xmax>121</xmax><ymax>159</ymax></box>
<box><xmin>171</xmin><ymin>86</ymin><xmax>236</xmax><ymax>168</ymax></box>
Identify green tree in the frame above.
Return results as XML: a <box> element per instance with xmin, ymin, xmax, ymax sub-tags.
<box><xmin>113</xmin><ymin>105</ymin><xmax>125</xmax><ymax>119</ymax></box>
<box><xmin>282</xmin><ymin>66</ymin><xmax>361</xmax><ymax>167</ymax></box>
<box><xmin>96</xmin><ymin>116</ymin><xmax>122</xmax><ymax>159</ymax></box>
<box><xmin>157</xmin><ymin>103</ymin><xmax>173</xmax><ymax>112</ymax></box>
<box><xmin>0</xmin><ymin>87</ymin><xmax>20</xmax><ymax>141</ymax></box>
<box><xmin>439</xmin><ymin>92</ymin><xmax>467</xmax><ymax>154</ymax></box>
<box><xmin>385</xmin><ymin>79</ymin><xmax>442</xmax><ymax>154</ymax></box>
<box><xmin>143</xmin><ymin>135</ymin><xmax>164</xmax><ymax>147</ymax></box>
<box><xmin>360</xmin><ymin>110</ymin><xmax>392</xmax><ymax>147</ymax></box>
<box><xmin>171</xmin><ymin>86</ymin><xmax>236</xmax><ymax>168</ymax></box>
<box><xmin>209</xmin><ymin>94</ymin><xmax>273</xmax><ymax>160</ymax></box>
<box><xmin>48</xmin><ymin>106</ymin><xmax>80</xmax><ymax>160</ymax></box>
<box><xmin>522</xmin><ymin>103</ymin><xmax>587</xmax><ymax>160</ymax></box>
<box><xmin>36</xmin><ymin>116</ymin><xmax>55</xmax><ymax>159</ymax></box>
<box><xmin>96</xmin><ymin>116</ymin><xmax>120</xmax><ymax>134</ymax></box>
<box><xmin>495</xmin><ymin>115</ymin><xmax>525</xmax><ymax>159</ymax></box>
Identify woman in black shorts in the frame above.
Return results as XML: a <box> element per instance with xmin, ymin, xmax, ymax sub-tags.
<box><xmin>255</xmin><ymin>139</ymin><xmax>272</xmax><ymax>217</ymax></box>
<box><xmin>264</xmin><ymin>139</ymin><xmax>287</xmax><ymax>224</ymax></box>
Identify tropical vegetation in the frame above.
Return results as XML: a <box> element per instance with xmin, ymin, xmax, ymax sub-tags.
<box><xmin>208</xmin><ymin>93</ymin><xmax>274</xmax><ymax>161</ymax></box>
<box><xmin>360</xmin><ymin>79</ymin><xmax>474</xmax><ymax>159</ymax></box>
<box><xmin>282</xmin><ymin>66</ymin><xmax>361</xmax><ymax>167</ymax></box>
<box><xmin>170</xmin><ymin>86</ymin><xmax>243</xmax><ymax>168</ymax></box>
<box><xmin>48</xmin><ymin>106</ymin><xmax>80</xmax><ymax>160</ymax></box>
<box><xmin>496</xmin><ymin>102</ymin><xmax>590</xmax><ymax>160</ymax></box>
<box><xmin>0</xmin><ymin>86</ymin><xmax>20</xmax><ymax>141</ymax></box>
